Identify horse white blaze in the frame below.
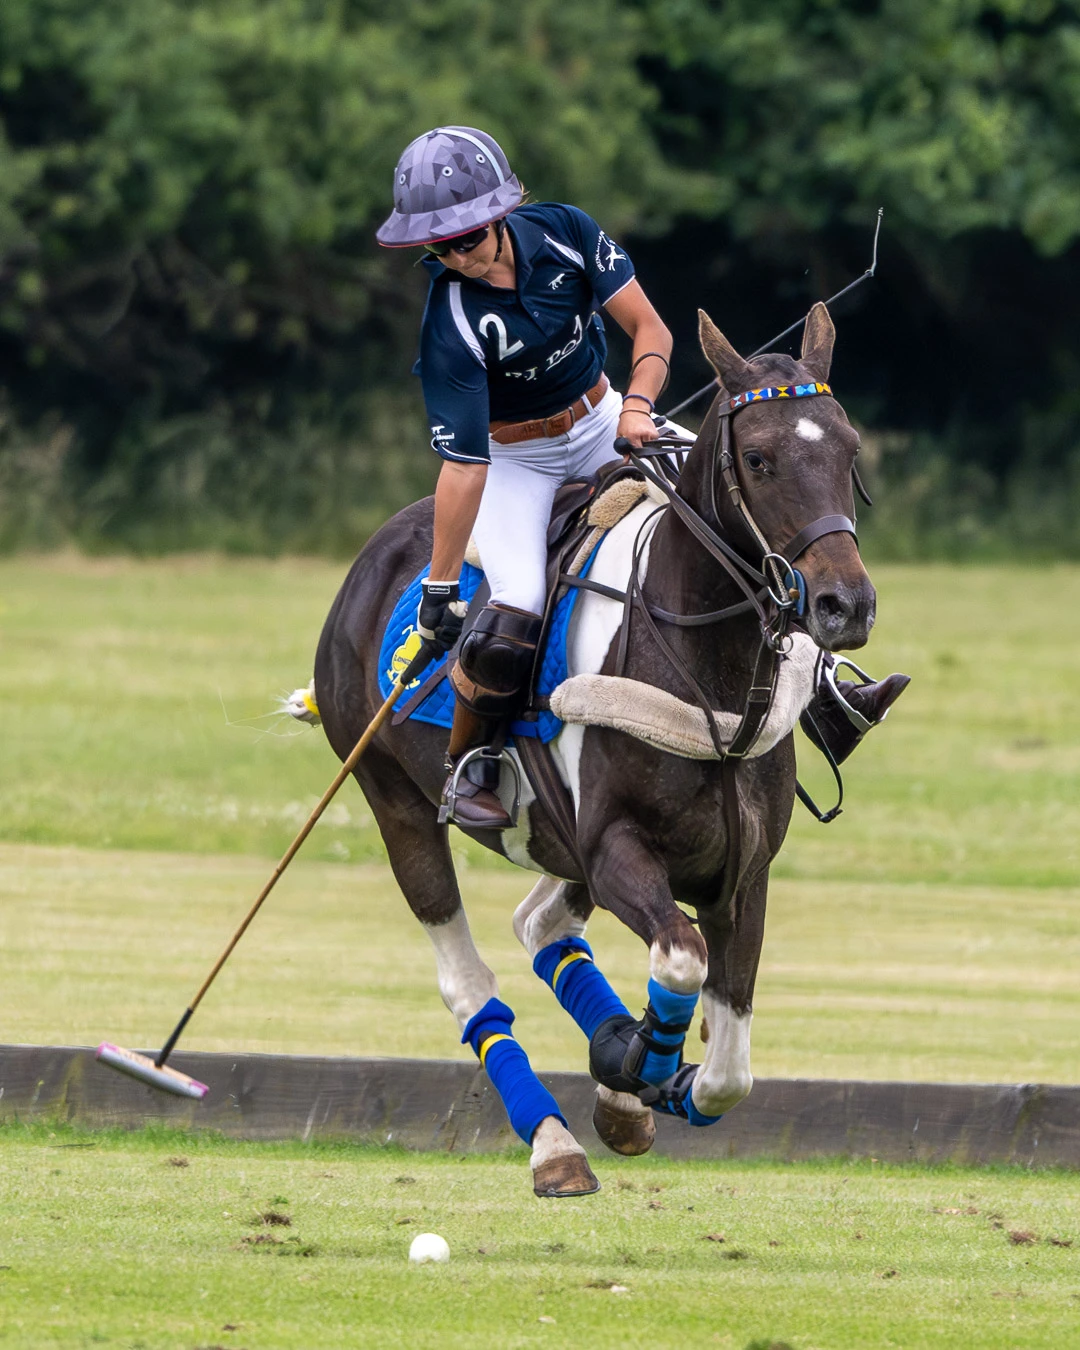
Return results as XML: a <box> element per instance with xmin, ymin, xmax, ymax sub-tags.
<box><xmin>796</xmin><ymin>417</ymin><xmax>824</xmax><ymax>442</ymax></box>
<box><xmin>513</xmin><ymin>876</ymin><xmax>587</xmax><ymax>957</ymax></box>
<box><xmin>649</xmin><ymin>939</ymin><xmax>707</xmax><ymax>994</ymax></box>
<box><xmin>422</xmin><ymin>909</ymin><xmax>498</xmax><ymax>1030</ymax></box>
<box><xmin>691</xmin><ymin>990</ymin><xmax>753</xmax><ymax>1116</ymax></box>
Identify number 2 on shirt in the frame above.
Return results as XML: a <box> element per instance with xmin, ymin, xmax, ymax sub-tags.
<box><xmin>479</xmin><ymin>313</ymin><xmax>525</xmax><ymax>362</ymax></box>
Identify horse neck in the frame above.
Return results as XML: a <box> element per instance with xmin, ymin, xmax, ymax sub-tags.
<box><xmin>639</xmin><ymin>418</ymin><xmax>763</xmax><ymax>685</ymax></box>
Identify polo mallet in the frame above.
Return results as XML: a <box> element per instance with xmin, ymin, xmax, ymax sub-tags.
<box><xmin>96</xmin><ymin>641</ymin><xmax>437</xmax><ymax>1099</ymax></box>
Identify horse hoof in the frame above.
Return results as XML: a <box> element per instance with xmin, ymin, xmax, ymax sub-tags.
<box><xmin>532</xmin><ymin>1152</ymin><xmax>601</xmax><ymax>1198</ymax></box>
<box><xmin>593</xmin><ymin>1085</ymin><xmax>656</xmax><ymax>1157</ymax></box>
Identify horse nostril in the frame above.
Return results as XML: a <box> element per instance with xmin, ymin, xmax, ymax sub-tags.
<box><xmin>815</xmin><ymin>591</ymin><xmax>847</xmax><ymax>623</ymax></box>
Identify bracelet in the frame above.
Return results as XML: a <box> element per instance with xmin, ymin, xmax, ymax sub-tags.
<box><xmin>629</xmin><ymin>350</ymin><xmax>671</xmax><ymax>398</ymax></box>
<box><xmin>622</xmin><ymin>393</ymin><xmax>655</xmax><ymax>411</ymax></box>
<box><xmin>619</xmin><ymin>406</ymin><xmax>654</xmax><ymax>419</ymax></box>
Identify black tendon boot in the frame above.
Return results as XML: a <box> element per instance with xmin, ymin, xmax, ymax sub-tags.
<box><xmin>441</xmin><ymin>604</ymin><xmax>543</xmax><ymax>830</ymax></box>
<box><xmin>800</xmin><ymin>654</ymin><xmax>911</xmax><ymax>766</ymax></box>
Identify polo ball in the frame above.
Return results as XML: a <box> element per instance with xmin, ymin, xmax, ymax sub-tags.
<box><xmin>409</xmin><ymin>1232</ymin><xmax>450</xmax><ymax>1265</ymax></box>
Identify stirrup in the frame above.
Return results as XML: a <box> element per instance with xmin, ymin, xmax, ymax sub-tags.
<box><xmin>438</xmin><ymin>746</ymin><xmax>523</xmax><ymax>828</ymax></box>
<box><xmin>818</xmin><ymin>654</ymin><xmax>877</xmax><ymax>733</ymax></box>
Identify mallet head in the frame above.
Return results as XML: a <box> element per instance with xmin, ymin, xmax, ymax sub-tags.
<box><xmin>95</xmin><ymin>1043</ymin><xmax>209</xmax><ymax>1100</ymax></box>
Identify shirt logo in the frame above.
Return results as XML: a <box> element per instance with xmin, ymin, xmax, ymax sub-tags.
<box><xmin>595</xmin><ymin>231</ymin><xmax>627</xmax><ymax>273</ymax></box>
<box><xmin>548</xmin><ymin>272</ymin><xmax>567</xmax><ymax>290</ymax></box>
<box><xmin>430</xmin><ymin>425</ymin><xmax>456</xmax><ymax>454</ymax></box>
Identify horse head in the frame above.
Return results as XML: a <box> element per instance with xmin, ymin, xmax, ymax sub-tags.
<box><xmin>695</xmin><ymin>302</ymin><xmax>875</xmax><ymax>651</ymax></box>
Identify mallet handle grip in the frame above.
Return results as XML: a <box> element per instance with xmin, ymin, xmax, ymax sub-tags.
<box><xmin>156</xmin><ymin>643</ymin><xmax>437</xmax><ymax>1068</ymax></box>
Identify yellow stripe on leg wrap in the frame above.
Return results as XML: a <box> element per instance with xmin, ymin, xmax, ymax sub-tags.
<box><xmin>478</xmin><ymin>1033</ymin><xmax>513</xmax><ymax>1068</ymax></box>
<box><xmin>552</xmin><ymin>950</ymin><xmax>592</xmax><ymax>991</ymax></box>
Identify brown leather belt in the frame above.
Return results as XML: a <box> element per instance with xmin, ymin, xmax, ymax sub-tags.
<box><xmin>490</xmin><ymin>374</ymin><xmax>609</xmax><ymax>445</ymax></box>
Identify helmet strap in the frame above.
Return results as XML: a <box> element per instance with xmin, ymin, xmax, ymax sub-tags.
<box><xmin>493</xmin><ymin>218</ymin><xmax>506</xmax><ymax>263</ymax></box>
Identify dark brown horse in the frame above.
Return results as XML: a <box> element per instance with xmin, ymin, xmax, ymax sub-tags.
<box><xmin>313</xmin><ymin>302</ymin><xmax>874</xmax><ymax>1194</ymax></box>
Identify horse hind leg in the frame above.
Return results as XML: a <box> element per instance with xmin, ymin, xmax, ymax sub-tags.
<box><xmin>361</xmin><ymin>758</ymin><xmax>598</xmax><ymax>1197</ymax></box>
<box><xmin>513</xmin><ymin>877</ymin><xmax>656</xmax><ymax>1158</ymax></box>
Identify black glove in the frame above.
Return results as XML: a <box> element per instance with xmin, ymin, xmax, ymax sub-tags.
<box><xmin>417</xmin><ymin>579</ymin><xmax>468</xmax><ymax>654</ymax></box>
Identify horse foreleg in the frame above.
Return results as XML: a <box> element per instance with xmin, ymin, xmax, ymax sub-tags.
<box><xmin>687</xmin><ymin>871</ymin><xmax>768</xmax><ymax>1118</ymax></box>
<box><xmin>361</xmin><ymin>757</ymin><xmax>597</xmax><ymax>1197</ymax></box>
<box><xmin>513</xmin><ymin>876</ymin><xmax>655</xmax><ymax>1156</ymax></box>
<box><xmin>579</xmin><ymin>820</ymin><xmax>708</xmax><ymax>1097</ymax></box>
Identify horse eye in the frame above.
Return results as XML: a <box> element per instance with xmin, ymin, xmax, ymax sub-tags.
<box><xmin>744</xmin><ymin>452</ymin><xmax>768</xmax><ymax>474</ymax></box>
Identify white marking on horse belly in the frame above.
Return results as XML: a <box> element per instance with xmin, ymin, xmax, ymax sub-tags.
<box><xmin>692</xmin><ymin>990</ymin><xmax>753</xmax><ymax>1116</ymax></box>
<box><xmin>796</xmin><ymin>417</ymin><xmax>824</xmax><ymax>442</ymax></box>
<box><xmin>551</xmin><ymin>499</ymin><xmax>662</xmax><ymax>808</ymax></box>
<box><xmin>499</xmin><ymin>747</ymin><xmax>544</xmax><ymax>873</ymax></box>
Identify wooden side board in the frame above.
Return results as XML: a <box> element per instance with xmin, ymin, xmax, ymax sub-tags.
<box><xmin>1</xmin><ymin>1045</ymin><xmax>1077</xmax><ymax>1167</ymax></box>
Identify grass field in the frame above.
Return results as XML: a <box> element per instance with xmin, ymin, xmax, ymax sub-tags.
<box><xmin>1</xmin><ymin>1125</ymin><xmax>1078</xmax><ymax>1350</ymax></box>
<box><xmin>0</xmin><ymin>554</ymin><xmax>1078</xmax><ymax>1080</ymax></box>
<box><xmin>1</xmin><ymin>553</ymin><xmax>1079</xmax><ymax>1349</ymax></box>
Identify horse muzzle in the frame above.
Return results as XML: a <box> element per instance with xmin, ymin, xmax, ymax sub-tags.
<box><xmin>803</xmin><ymin>569</ymin><xmax>876</xmax><ymax>651</ymax></box>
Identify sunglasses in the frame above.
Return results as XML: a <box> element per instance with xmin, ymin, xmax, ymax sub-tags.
<box><xmin>423</xmin><ymin>225</ymin><xmax>490</xmax><ymax>257</ymax></box>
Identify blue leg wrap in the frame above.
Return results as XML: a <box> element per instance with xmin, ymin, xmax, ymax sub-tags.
<box><xmin>461</xmin><ymin>998</ymin><xmax>566</xmax><ymax>1145</ymax></box>
<box><xmin>533</xmin><ymin>937</ymin><xmax>629</xmax><ymax>1040</ymax></box>
<box><xmin>640</xmin><ymin>978</ymin><xmax>699</xmax><ymax>1085</ymax></box>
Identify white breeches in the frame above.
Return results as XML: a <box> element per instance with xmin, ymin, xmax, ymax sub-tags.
<box><xmin>472</xmin><ymin>385</ymin><xmax>624</xmax><ymax>615</ymax></box>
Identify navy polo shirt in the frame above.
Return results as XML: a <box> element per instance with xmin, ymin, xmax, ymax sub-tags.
<box><xmin>414</xmin><ymin>202</ymin><xmax>636</xmax><ymax>464</ymax></box>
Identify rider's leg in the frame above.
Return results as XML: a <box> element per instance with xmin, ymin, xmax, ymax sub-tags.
<box><xmin>444</xmin><ymin>603</ymin><xmax>543</xmax><ymax>828</ymax></box>
<box><xmin>442</xmin><ymin>442</ymin><xmax>558</xmax><ymax>829</ymax></box>
<box><xmin>801</xmin><ymin>652</ymin><xmax>910</xmax><ymax>766</ymax></box>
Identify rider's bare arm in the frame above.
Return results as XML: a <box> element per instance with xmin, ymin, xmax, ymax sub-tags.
<box><xmin>429</xmin><ymin>458</ymin><xmax>488</xmax><ymax>581</ymax></box>
<box><xmin>604</xmin><ymin>280</ymin><xmax>673</xmax><ymax>450</ymax></box>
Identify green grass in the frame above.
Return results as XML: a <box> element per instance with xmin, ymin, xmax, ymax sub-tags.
<box><xmin>2</xmin><ymin>841</ymin><xmax>1078</xmax><ymax>1082</ymax></box>
<box><xmin>0</xmin><ymin>554</ymin><xmax>1078</xmax><ymax>1080</ymax></box>
<box><xmin>1</xmin><ymin>1125</ymin><xmax>1078</xmax><ymax>1350</ymax></box>
<box><xmin>2</xmin><ymin>554</ymin><xmax>1079</xmax><ymax>887</ymax></box>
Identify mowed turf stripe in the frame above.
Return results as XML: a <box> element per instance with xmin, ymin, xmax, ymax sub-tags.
<box><xmin>1</xmin><ymin>842</ymin><xmax>1078</xmax><ymax>1082</ymax></box>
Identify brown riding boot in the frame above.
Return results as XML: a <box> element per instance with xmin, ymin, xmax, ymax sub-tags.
<box><xmin>801</xmin><ymin>656</ymin><xmax>910</xmax><ymax>766</ymax></box>
<box><xmin>441</xmin><ymin>704</ymin><xmax>514</xmax><ymax>830</ymax></box>
<box><xmin>439</xmin><ymin>604</ymin><xmax>543</xmax><ymax>830</ymax></box>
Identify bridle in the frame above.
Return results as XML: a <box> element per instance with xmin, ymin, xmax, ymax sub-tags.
<box><xmin>595</xmin><ymin>379</ymin><xmax>864</xmax><ymax>913</ymax></box>
<box><xmin>620</xmin><ymin>380</ymin><xmax>860</xmax><ymax>750</ymax></box>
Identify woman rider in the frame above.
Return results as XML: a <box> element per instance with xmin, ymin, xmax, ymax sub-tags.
<box><xmin>377</xmin><ymin>126</ymin><xmax>907</xmax><ymax>830</ymax></box>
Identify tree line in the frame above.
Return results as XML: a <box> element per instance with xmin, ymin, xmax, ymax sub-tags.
<box><xmin>2</xmin><ymin>0</ymin><xmax>1079</xmax><ymax>555</ymax></box>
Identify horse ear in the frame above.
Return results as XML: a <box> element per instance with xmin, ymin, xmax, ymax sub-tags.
<box><xmin>800</xmin><ymin>301</ymin><xmax>835</xmax><ymax>381</ymax></box>
<box><xmin>698</xmin><ymin>310</ymin><xmax>752</xmax><ymax>392</ymax></box>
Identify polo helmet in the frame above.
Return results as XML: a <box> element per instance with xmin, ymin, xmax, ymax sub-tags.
<box><xmin>376</xmin><ymin>126</ymin><xmax>523</xmax><ymax>248</ymax></box>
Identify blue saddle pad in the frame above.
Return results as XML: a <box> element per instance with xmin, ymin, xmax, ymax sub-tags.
<box><xmin>377</xmin><ymin>544</ymin><xmax>602</xmax><ymax>743</ymax></box>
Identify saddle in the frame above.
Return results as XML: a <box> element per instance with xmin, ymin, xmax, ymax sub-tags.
<box><xmin>390</xmin><ymin>459</ymin><xmax>651</xmax><ymax>870</ymax></box>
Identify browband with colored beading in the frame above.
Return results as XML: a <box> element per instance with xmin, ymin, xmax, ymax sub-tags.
<box><xmin>726</xmin><ymin>382</ymin><xmax>832</xmax><ymax>413</ymax></box>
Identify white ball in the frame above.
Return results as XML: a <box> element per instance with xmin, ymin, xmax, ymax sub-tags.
<box><xmin>408</xmin><ymin>1232</ymin><xmax>450</xmax><ymax>1265</ymax></box>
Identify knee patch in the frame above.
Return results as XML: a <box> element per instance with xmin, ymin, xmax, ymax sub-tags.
<box><xmin>462</xmin><ymin>997</ymin><xmax>565</xmax><ymax>1144</ymax></box>
<box><xmin>533</xmin><ymin>936</ymin><xmax>629</xmax><ymax>1041</ymax></box>
<box><xmin>454</xmin><ymin>604</ymin><xmax>542</xmax><ymax>712</ymax></box>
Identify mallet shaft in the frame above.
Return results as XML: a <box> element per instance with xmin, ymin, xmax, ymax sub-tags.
<box><xmin>154</xmin><ymin>643</ymin><xmax>436</xmax><ymax>1069</ymax></box>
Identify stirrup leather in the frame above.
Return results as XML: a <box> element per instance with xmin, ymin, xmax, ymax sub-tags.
<box><xmin>438</xmin><ymin>745</ymin><xmax>523</xmax><ymax>827</ymax></box>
